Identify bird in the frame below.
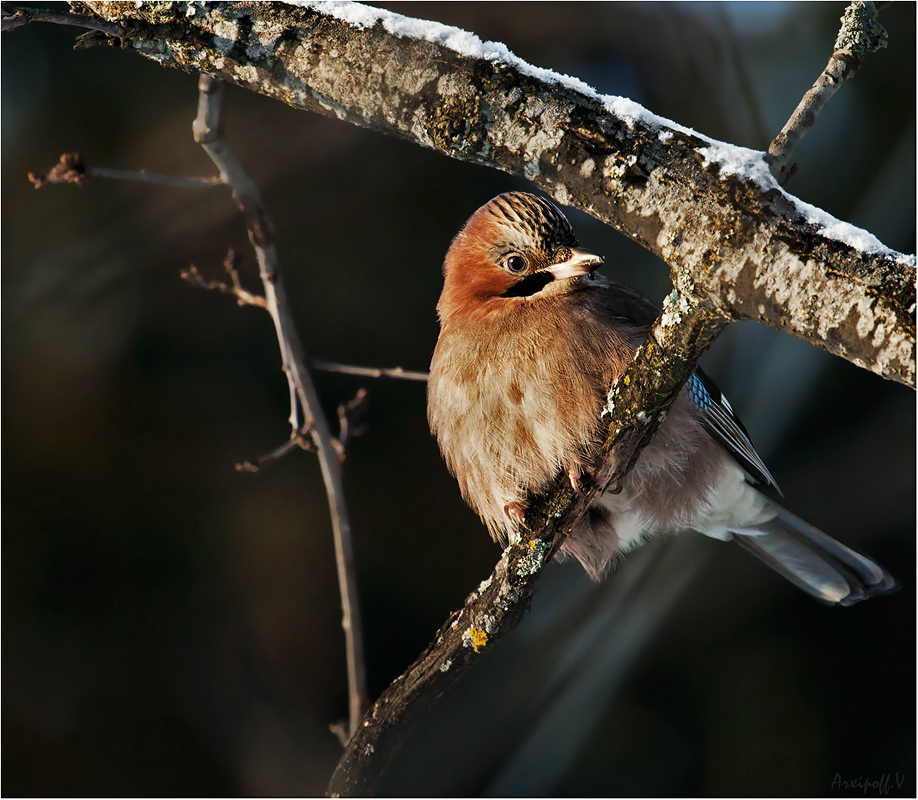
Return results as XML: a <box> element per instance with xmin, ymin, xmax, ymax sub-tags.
<box><xmin>427</xmin><ymin>191</ymin><xmax>896</xmax><ymax>606</ymax></box>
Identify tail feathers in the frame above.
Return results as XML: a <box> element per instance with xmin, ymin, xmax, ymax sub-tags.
<box><xmin>732</xmin><ymin>506</ymin><xmax>897</xmax><ymax>606</ymax></box>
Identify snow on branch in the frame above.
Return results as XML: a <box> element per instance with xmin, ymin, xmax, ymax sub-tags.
<box><xmin>69</xmin><ymin>0</ymin><xmax>917</xmax><ymax>388</ymax></box>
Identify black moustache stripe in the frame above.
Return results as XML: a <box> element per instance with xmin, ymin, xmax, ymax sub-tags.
<box><xmin>502</xmin><ymin>271</ymin><xmax>554</xmax><ymax>298</ymax></box>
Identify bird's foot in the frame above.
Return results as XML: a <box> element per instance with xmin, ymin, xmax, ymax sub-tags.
<box><xmin>503</xmin><ymin>501</ymin><xmax>528</xmax><ymax>525</ymax></box>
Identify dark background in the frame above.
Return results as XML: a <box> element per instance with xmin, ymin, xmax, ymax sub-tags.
<box><xmin>3</xmin><ymin>2</ymin><xmax>914</xmax><ymax>796</ymax></box>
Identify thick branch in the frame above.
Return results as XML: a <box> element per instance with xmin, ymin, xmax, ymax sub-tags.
<box><xmin>69</xmin><ymin>0</ymin><xmax>915</xmax><ymax>388</ymax></box>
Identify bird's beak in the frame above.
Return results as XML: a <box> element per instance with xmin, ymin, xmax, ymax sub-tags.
<box><xmin>546</xmin><ymin>247</ymin><xmax>604</xmax><ymax>280</ymax></box>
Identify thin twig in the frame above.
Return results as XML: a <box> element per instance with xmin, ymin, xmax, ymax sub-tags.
<box><xmin>28</xmin><ymin>152</ymin><xmax>223</xmax><ymax>190</ymax></box>
<box><xmin>235</xmin><ymin>431</ymin><xmax>316</xmax><ymax>473</ymax></box>
<box><xmin>1</xmin><ymin>4</ymin><xmax>126</xmax><ymax>35</ymax></box>
<box><xmin>766</xmin><ymin>0</ymin><xmax>888</xmax><ymax>181</ymax></box>
<box><xmin>90</xmin><ymin>166</ymin><xmax>223</xmax><ymax>188</ymax></box>
<box><xmin>310</xmin><ymin>359</ymin><xmax>429</xmax><ymax>382</ymax></box>
<box><xmin>181</xmin><ymin>252</ymin><xmax>268</xmax><ymax>309</ymax></box>
<box><xmin>333</xmin><ymin>388</ymin><xmax>370</xmax><ymax>461</ymax></box>
<box><xmin>193</xmin><ymin>81</ymin><xmax>302</xmax><ymax>434</ymax></box>
<box><xmin>180</xmin><ymin>265</ymin><xmax>267</xmax><ymax>309</ymax></box>
<box><xmin>192</xmin><ymin>74</ymin><xmax>369</xmax><ymax>741</ymax></box>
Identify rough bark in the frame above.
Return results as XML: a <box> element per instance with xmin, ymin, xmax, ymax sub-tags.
<box><xmin>766</xmin><ymin>0</ymin><xmax>889</xmax><ymax>181</ymax></box>
<box><xmin>74</xmin><ymin>0</ymin><xmax>915</xmax><ymax>388</ymax></box>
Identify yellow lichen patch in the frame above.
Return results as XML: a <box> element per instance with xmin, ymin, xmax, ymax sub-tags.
<box><xmin>466</xmin><ymin>626</ymin><xmax>488</xmax><ymax>653</ymax></box>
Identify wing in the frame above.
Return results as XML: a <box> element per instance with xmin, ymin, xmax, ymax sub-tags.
<box><xmin>595</xmin><ymin>276</ymin><xmax>661</xmax><ymax>326</ymax></box>
<box><xmin>593</xmin><ymin>277</ymin><xmax>779</xmax><ymax>492</ymax></box>
<box><xmin>686</xmin><ymin>369</ymin><xmax>781</xmax><ymax>494</ymax></box>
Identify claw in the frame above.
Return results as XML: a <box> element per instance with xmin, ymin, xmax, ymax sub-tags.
<box><xmin>503</xmin><ymin>501</ymin><xmax>527</xmax><ymax>525</ymax></box>
<box><xmin>567</xmin><ymin>466</ymin><xmax>585</xmax><ymax>497</ymax></box>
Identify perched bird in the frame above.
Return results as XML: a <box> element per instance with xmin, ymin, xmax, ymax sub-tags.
<box><xmin>428</xmin><ymin>191</ymin><xmax>895</xmax><ymax>605</ymax></box>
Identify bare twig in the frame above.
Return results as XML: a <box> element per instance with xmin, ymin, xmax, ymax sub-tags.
<box><xmin>29</xmin><ymin>152</ymin><xmax>223</xmax><ymax>189</ymax></box>
<box><xmin>310</xmin><ymin>359</ymin><xmax>429</xmax><ymax>382</ymax></box>
<box><xmin>333</xmin><ymin>388</ymin><xmax>370</xmax><ymax>460</ymax></box>
<box><xmin>180</xmin><ymin>252</ymin><xmax>267</xmax><ymax>309</ymax></box>
<box><xmin>28</xmin><ymin>153</ymin><xmax>87</xmax><ymax>187</ymax></box>
<box><xmin>1</xmin><ymin>3</ymin><xmax>125</xmax><ymax>35</ymax></box>
<box><xmin>192</xmin><ymin>77</ymin><xmax>301</xmax><ymax>434</ymax></box>
<box><xmin>192</xmin><ymin>74</ymin><xmax>369</xmax><ymax>741</ymax></box>
<box><xmin>235</xmin><ymin>431</ymin><xmax>316</xmax><ymax>473</ymax></box>
<box><xmin>90</xmin><ymin>167</ymin><xmax>223</xmax><ymax>188</ymax></box>
<box><xmin>766</xmin><ymin>1</ymin><xmax>889</xmax><ymax>181</ymax></box>
<box><xmin>328</xmin><ymin>721</ymin><xmax>350</xmax><ymax>748</ymax></box>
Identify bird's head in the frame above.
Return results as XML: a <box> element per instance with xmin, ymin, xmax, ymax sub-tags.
<box><xmin>437</xmin><ymin>192</ymin><xmax>604</xmax><ymax>323</ymax></box>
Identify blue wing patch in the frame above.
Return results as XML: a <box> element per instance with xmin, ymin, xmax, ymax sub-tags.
<box><xmin>686</xmin><ymin>370</ymin><xmax>781</xmax><ymax>494</ymax></box>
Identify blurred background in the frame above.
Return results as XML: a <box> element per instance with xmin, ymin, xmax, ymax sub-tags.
<box><xmin>2</xmin><ymin>2</ymin><xmax>914</xmax><ymax>796</ymax></box>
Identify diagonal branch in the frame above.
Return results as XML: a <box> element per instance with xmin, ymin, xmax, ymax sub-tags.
<box><xmin>326</xmin><ymin>298</ymin><xmax>726</xmax><ymax>796</ymax></box>
<box><xmin>235</xmin><ymin>431</ymin><xmax>315</xmax><ymax>474</ymax></box>
<box><xmin>766</xmin><ymin>1</ymin><xmax>889</xmax><ymax>182</ymax></box>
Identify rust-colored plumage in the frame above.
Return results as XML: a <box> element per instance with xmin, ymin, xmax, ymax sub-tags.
<box><xmin>428</xmin><ymin>192</ymin><xmax>894</xmax><ymax>604</ymax></box>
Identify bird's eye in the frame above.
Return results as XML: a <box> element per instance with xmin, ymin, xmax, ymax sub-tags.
<box><xmin>506</xmin><ymin>255</ymin><xmax>527</xmax><ymax>274</ymax></box>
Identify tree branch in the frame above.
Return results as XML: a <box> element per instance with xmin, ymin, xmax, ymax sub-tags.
<box><xmin>767</xmin><ymin>1</ymin><xmax>889</xmax><ymax>182</ymax></box>
<box><xmin>1</xmin><ymin>2</ymin><xmax>125</xmax><ymax>35</ymax></box>
<box><xmin>235</xmin><ymin>431</ymin><xmax>315</xmax><ymax>474</ymax></box>
<box><xmin>192</xmin><ymin>74</ymin><xmax>370</xmax><ymax>742</ymax></box>
<box><xmin>181</xmin><ymin>253</ymin><xmax>268</xmax><ymax>310</ymax></box>
<box><xmin>68</xmin><ymin>0</ymin><xmax>914</xmax><ymax>388</ymax></box>
<box><xmin>309</xmin><ymin>359</ymin><xmax>429</xmax><ymax>383</ymax></box>
<box><xmin>27</xmin><ymin>152</ymin><xmax>230</xmax><ymax>190</ymax></box>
